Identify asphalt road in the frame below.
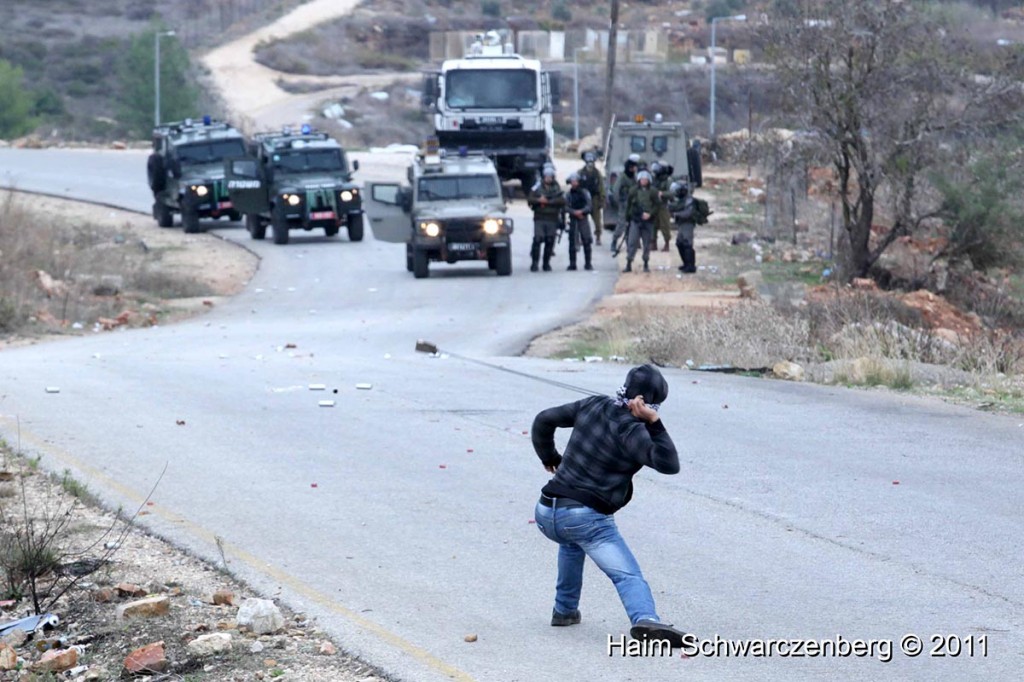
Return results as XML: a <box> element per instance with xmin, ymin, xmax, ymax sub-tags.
<box><xmin>1</xmin><ymin>149</ymin><xmax>1023</xmax><ymax>681</ymax></box>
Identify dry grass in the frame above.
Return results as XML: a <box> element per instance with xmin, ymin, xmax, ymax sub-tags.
<box><xmin>633</xmin><ymin>301</ymin><xmax>810</xmax><ymax>368</ymax></box>
<box><xmin>554</xmin><ymin>289</ymin><xmax>1022</xmax><ymax>398</ymax></box>
<box><xmin>0</xmin><ymin>192</ymin><xmax>212</xmax><ymax>336</ymax></box>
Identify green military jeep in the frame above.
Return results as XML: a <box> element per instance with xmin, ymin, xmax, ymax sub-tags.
<box><xmin>223</xmin><ymin>126</ymin><xmax>363</xmax><ymax>245</ymax></box>
<box><xmin>366</xmin><ymin>150</ymin><xmax>512</xmax><ymax>278</ymax></box>
<box><xmin>147</xmin><ymin>117</ymin><xmax>247</xmax><ymax>233</ymax></box>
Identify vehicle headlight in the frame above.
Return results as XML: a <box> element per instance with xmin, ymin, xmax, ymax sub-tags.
<box><xmin>340</xmin><ymin>190</ymin><xmax>353</xmax><ymax>202</ymax></box>
<box><xmin>284</xmin><ymin>193</ymin><xmax>301</xmax><ymax>206</ymax></box>
<box><xmin>483</xmin><ymin>218</ymin><xmax>501</xmax><ymax>235</ymax></box>
<box><xmin>191</xmin><ymin>185</ymin><xmax>209</xmax><ymax>197</ymax></box>
<box><xmin>420</xmin><ymin>221</ymin><xmax>441</xmax><ymax>237</ymax></box>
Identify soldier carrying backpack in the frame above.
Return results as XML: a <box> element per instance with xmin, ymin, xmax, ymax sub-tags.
<box><xmin>666</xmin><ymin>183</ymin><xmax>711</xmax><ymax>274</ymax></box>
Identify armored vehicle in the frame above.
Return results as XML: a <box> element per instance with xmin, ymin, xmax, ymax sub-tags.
<box><xmin>366</xmin><ymin>149</ymin><xmax>513</xmax><ymax>278</ymax></box>
<box><xmin>422</xmin><ymin>29</ymin><xmax>559</xmax><ymax>191</ymax></box>
<box><xmin>603</xmin><ymin>114</ymin><xmax>703</xmax><ymax>232</ymax></box>
<box><xmin>147</xmin><ymin>117</ymin><xmax>247</xmax><ymax>233</ymax></box>
<box><xmin>223</xmin><ymin>125</ymin><xmax>363</xmax><ymax>245</ymax></box>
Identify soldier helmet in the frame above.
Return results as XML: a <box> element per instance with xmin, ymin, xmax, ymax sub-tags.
<box><xmin>637</xmin><ymin>170</ymin><xmax>652</xmax><ymax>183</ymax></box>
<box><xmin>627</xmin><ymin>153</ymin><xmax>641</xmax><ymax>163</ymax></box>
<box><xmin>650</xmin><ymin>161</ymin><xmax>662</xmax><ymax>173</ymax></box>
<box><xmin>542</xmin><ymin>167</ymin><xmax>556</xmax><ymax>180</ymax></box>
<box><xmin>583</xmin><ymin>151</ymin><xmax>596</xmax><ymax>163</ymax></box>
<box><xmin>567</xmin><ymin>172</ymin><xmax>580</xmax><ymax>183</ymax></box>
<box><xmin>669</xmin><ymin>181</ymin><xmax>686</xmax><ymax>194</ymax></box>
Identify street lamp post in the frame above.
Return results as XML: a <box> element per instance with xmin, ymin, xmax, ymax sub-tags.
<box><xmin>709</xmin><ymin>14</ymin><xmax>746</xmax><ymax>142</ymax></box>
<box><xmin>154</xmin><ymin>30</ymin><xmax>176</xmax><ymax>127</ymax></box>
<box><xmin>573</xmin><ymin>46</ymin><xmax>590</xmax><ymax>142</ymax></box>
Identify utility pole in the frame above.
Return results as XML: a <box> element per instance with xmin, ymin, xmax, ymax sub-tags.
<box><xmin>601</xmin><ymin>0</ymin><xmax>620</xmax><ymax>151</ymax></box>
<box><xmin>154</xmin><ymin>29</ymin><xmax>176</xmax><ymax>127</ymax></box>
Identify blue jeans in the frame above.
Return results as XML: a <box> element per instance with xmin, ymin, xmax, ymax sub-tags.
<box><xmin>534</xmin><ymin>500</ymin><xmax>660</xmax><ymax>625</ymax></box>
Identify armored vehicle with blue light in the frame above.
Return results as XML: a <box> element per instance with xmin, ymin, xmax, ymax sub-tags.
<box><xmin>223</xmin><ymin>125</ymin><xmax>363</xmax><ymax>245</ymax></box>
<box><xmin>147</xmin><ymin>117</ymin><xmax>246</xmax><ymax>233</ymax></box>
<box><xmin>366</xmin><ymin>148</ymin><xmax>513</xmax><ymax>278</ymax></box>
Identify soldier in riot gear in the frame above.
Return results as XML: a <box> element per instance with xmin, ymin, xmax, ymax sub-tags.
<box><xmin>528</xmin><ymin>168</ymin><xmax>566</xmax><ymax>272</ymax></box>
<box><xmin>667</xmin><ymin>182</ymin><xmax>698</xmax><ymax>273</ymax></box>
<box><xmin>650</xmin><ymin>161</ymin><xmax>673</xmax><ymax>252</ymax></box>
<box><xmin>577</xmin><ymin>151</ymin><xmax>605</xmax><ymax>246</ymax></box>
<box><xmin>623</xmin><ymin>170</ymin><xmax>661</xmax><ymax>273</ymax></box>
<box><xmin>610</xmin><ymin>154</ymin><xmax>640</xmax><ymax>256</ymax></box>
<box><xmin>565</xmin><ymin>173</ymin><xmax>594</xmax><ymax>271</ymax></box>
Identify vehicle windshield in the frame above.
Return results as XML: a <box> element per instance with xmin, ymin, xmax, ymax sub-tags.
<box><xmin>273</xmin><ymin>149</ymin><xmax>347</xmax><ymax>173</ymax></box>
<box><xmin>176</xmin><ymin>139</ymin><xmax>246</xmax><ymax>164</ymax></box>
<box><xmin>418</xmin><ymin>175</ymin><xmax>500</xmax><ymax>201</ymax></box>
<box><xmin>445</xmin><ymin>69</ymin><xmax>537</xmax><ymax>110</ymax></box>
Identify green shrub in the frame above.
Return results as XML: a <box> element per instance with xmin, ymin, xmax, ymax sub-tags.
<box><xmin>552</xmin><ymin>2</ymin><xmax>572</xmax><ymax>22</ymax></box>
<box><xmin>0</xmin><ymin>59</ymin><xmax>37</xmax><ymax>138</ymax></box>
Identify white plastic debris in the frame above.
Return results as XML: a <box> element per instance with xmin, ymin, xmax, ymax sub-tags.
<box><xmin>72</xmin><ymin>322</ymin><xmax>83</xmax><ymax>330</ymax></box>
<box><xmin>355</xmin><ymin>383</ymin><xmax>373</xmax><ymax>390</ymax></box>
<box><xmin>308</xmin><ymin>384</ymin><xmax>326</xmax><ymax>391</ymax></box>
<box><xmin>45</xmin><ymin>387</ymin><xmax>60</xmax><ymax>393</ymax></box>
<box><xmin>318</xmin><ymin>400</ymin><xmax>336</xmax><ymax>408</ymax></box>
<box><xmin>584</xmin><ymin>356</ymin><xmax>604</xmax><ymax>363</ymax></box>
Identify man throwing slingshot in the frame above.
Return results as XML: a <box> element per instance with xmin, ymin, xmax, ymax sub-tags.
<box><xmin>531</xmin><ymin>364</ymin><xmax>689</xmax><ymax>648</ymax></box>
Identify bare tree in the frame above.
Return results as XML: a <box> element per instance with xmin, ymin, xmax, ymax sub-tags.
<box><xmin>761</xmin><ymin>0</ymin><xmax>1024</xmax><ymax>282</ymax></box>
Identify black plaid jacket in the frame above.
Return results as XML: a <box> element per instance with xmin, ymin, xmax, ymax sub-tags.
<box><xmin>532</xmin><ymin>396</ymin><xmax>679</xmax><ymax>514</ymax></box>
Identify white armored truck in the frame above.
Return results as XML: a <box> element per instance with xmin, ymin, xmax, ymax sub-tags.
<box><xmin>423</xmin><ymin>30</ymin><xmax>559</xmax><ymax>191</ymax></box>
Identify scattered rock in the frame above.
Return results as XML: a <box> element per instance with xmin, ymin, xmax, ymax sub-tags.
<box><xmin>237</xmin><ymin>598</ymin><xmax>285</xmax><ymax>635</ymax></box>
<box><xmin>115</xmin><ymin>582</ymin><xmax>147</xmax><ymax>598</ymax></box>
<box><xmin>463</xmin><ymin>634</ymin><xmax>478</xmax><ymax>643</ymax></box>
<box><xmin>211</xmin><ymin>589</ymin><xmax>236</xmax><ymax>606</ymax></box>
<box><xmin>731</xmin><ymin>232</ymin><xmax>752</xmax><ymax>245</ymax></box>
<box><xmin>772</xmin><ymin>361</ymin><xmax>805</xmax><ymax>381</ymax></box>
<box><xmin>318</xmin><ymin>641</ymin><xmax>337</xmax><ymax>655</ymax></box>
<box><xmin>1</xmin><ymin>628</ymin><xmax>28</xmax><ymax>648</ymax></box>
<box><xmin>32</xmin><ymin>647</ymin><xmax>78</xmax><ymax>673</ymax></box>
<box><xmin>851</xmin><ymin>277</ymin><xmax>877</xmax><ymax>291</ymax></box>
<box><xmin>187</xmin><ymin>632</ymin><xmax>233</xmax><ymax>658</ymax></box>
<box><xmin>250</xmin><ymin>641</ymin><xmax>265</xmax><ymax>654</ymax></box>
<box><xmin>123</xmin><ymin>641</ymin><xmax>168</xmax><ymax>675</ymax></box>
<box><xmin>93</xmin><ymin>587</ymin><xmax>116</xmax><ymax>603</ymax></box>
<box><xmin>737</xmin><ymin>270</ymin><xmax>763</xmax><ymax>299</ymax></box>
<box><xmin>116</xmin><ymin>595</ymin><xmax>170</xmax><ymax>621</ymax></box>
<box><xmin>0</xmin><ymin>642</ymin><xmax>18</xmax><ymax>671</ymax></box>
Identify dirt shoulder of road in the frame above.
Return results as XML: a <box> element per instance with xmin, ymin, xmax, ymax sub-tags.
<box><xmin>0</xmin><ymin>193</ymin><xmax>259</xmax><ymax>352</ymax></box>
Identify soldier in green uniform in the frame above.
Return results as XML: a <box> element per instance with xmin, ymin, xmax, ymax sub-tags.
<box><xmin>610</xmin><ymin>154</ymin><xmax>640</xmax><ymax>256</ymax></box>
<box><xmin>527</xmin><ymin>168</ymin><xmax>567</xmax><ymax>272</ymax></box>
<box><xmin>650</xmin><ymin>161</ymin><xmax>672</xmax><ymax>252</ymax></box>
<box><xmin>577</xmin><ymin>151</ymin><xmax>605</xmax><ymax>246</ymax></box>
<box><xmin>623</xmin><ymin>170</ymin><xmax>661</xmax><ymax>273</ymax></box>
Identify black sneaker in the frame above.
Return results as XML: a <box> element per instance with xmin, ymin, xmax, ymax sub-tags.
<box><xmin>551</xmin><ymin>609</ymin><xmax>581</xmax><ymax>627</ymax></box>
<box><xmin>567</xmin><ymin>263</ymin><xmax>577</xmax><ymax>271</ymax></box>
<box><xmin>630</xmin><ymin>620</ymin><xmax>688</xmax><ymax>648</ymax></box>
<box><xmin>543</xmin><ymin>263</ymin><xmax>552</xmax><ymax>272</ymax></box>
<box><xmin>530</xmin><ymin>263</ymin><xmax>539</xmax><ymax>272</ymax></box>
